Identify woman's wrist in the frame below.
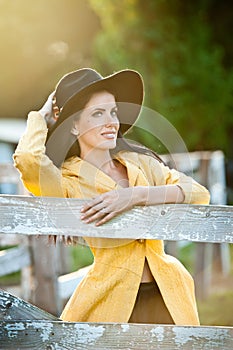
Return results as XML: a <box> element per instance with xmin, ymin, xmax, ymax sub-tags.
<box><xmin>134</xmin><ymin>186</ymin><xmax>150</xmax><ymax>206</ymax></box>
<box><xmin>136</xmin><ymin>185</ymin><xmax>185</xmax><ymax>206</ymax></box>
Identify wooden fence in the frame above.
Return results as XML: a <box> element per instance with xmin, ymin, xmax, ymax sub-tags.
<box><xmin>0</xmin><ymin>195</ymin><xmax>233</xmax><ymax>349</ymax></box>
<box><xmin>0</xmin><ymin>150</ymin><xmax>230</xmax><ymax>309</ymax></box>
<box><xmin>0</xmin><ymin>150</ymin><xmax>232</xmax><ymax>348</ymax></box>
<box><xmin>163</xmin><ymin>150</ymin><xmax>229</xmax><ymax>299</ymax></box>
<box><xmin>0</xmin><ymin>151</ymin><xmax>230</xmax><ymax>304</ymax></box>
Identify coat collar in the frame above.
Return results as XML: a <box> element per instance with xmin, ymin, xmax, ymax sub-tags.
<box><xmin>62</xmin><ymin>151</ymin><xmax>148</xmax><ymax>189</ymax></box>
<box><xmin>114</xmin><ymin>151</ymin><xmax>143</xmax><ymax>187</ymax></box>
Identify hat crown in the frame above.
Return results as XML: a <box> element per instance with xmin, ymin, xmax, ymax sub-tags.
<box><xmin>55</xmin><ymin>68</ymin><xmax>103</xmax><ymax>109</ymax></box>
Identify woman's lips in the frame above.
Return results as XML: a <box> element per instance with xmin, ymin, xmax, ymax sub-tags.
<box><xmin>101</xmin><ymin>131</ymin><xmax>117</xmax><ymax>139</ymax></box>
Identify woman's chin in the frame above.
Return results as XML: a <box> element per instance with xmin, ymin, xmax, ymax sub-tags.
<box><xmin>98</xmin><ymin>140</ymin><xmax>117</xmax><ymax>149</ymax></box>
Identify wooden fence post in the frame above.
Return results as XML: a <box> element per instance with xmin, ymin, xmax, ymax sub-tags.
<box><xmin>29</xmin><ymin>236</ymin><xmax>62</xmax><ymax>316</ymax></box>
<box><xmin>164</xmin><ymin>151</ymin><xmax>229</xmax><ymax>300</ymax></box>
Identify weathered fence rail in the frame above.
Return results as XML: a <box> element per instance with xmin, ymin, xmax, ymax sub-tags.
<box><xmin>0</xmin><ymin>245</ymin><xmax>30</xmax><ymax>277</ymax></box>
<box><xmin>0</xmin><ymin>290</ymin><xmax>58</xmax><ymax>321</ymax></box>
<box><xmin>1</xmin><ymin>321</ymin><xmax>233</xmax><ymax>350</ymax></box>
<box><xmin>0</xmin><ymin>195</ymin><xmax>232</xmax><ymax>243</ymax></box>
<box><xmin>1</xmin><ymin>288</ymin><xmax>233</xmax><ymax>350</ymax></box>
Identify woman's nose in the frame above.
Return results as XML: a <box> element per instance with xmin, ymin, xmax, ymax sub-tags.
<box><xmin>104</xmin><ymin>112</ymin><xmax>116</xmax><ymax>125</ymax></box>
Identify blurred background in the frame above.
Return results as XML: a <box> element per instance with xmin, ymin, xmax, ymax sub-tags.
<box><xmin>0</xmin><ymin>0</ymin><xmax>232</xmax><ymax>199</ymax></box>
<box><xmin>0</xmin><ymin>0</ymin><xmax>233</xmax><ymax>326</ymax></box>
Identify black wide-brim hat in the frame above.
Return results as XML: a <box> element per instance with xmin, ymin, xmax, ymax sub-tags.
<box><xmin>46</xmin><ymin>68</ymin><xmax>144</xmax><ymax>167</ymax></box>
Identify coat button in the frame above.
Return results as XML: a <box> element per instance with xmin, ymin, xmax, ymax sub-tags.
<box><xmin>138</xmin><ymin>239</ymin><xmax>145</xmax><ymax>243</ymax></box>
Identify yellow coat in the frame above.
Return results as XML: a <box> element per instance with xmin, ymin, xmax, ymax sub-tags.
<box><xmin>13</xmin><ymin>112</ymin><xmax>210</xmax><ymax>325</ymax></box>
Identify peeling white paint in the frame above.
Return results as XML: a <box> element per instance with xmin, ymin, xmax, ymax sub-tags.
<box><xmin>121</xmin><ymin>324</ymin><xmax>130</xmax><ymax>333</ymax></box>
<box><xmin>150</xmin><ymin>326</ymin><xmax>164</xmax><ymax>342</ymax></box>
<box><xmin>193</xmin><ymin>327</ymin><xmax>229</xmax><ymax>342</ymax></box>
<box><xmin>173</xmin><ymin>327</ymin><xmax>195</xmax><ymax>345</ymax></box>
<box><xmin>3</xmin><ymin>297</ymin><xmax>21</xmax><ymax>308</ymax></box>
<box><xmin>26</xmin><ymin>321</ymin><xmax>53</xmax><ymax>342</ymax></box>
<box><xmin>5</xmin><ymin>322</ymin><xmax>25</xmax><ymax>338</ymax></box>
<box><xmin>1</xmin><ymin>197</ymin><xmax>233</xmax><ymax>242</ymax></box>
<box><xmin>173</xmin><ymin>326</ymin><xmax>229</xmax><ymax>346</ymax></box>
<box><xmin>73</xmin><ymin>324</ymin><xmax>105</xmax><ymax>344</ymax></box>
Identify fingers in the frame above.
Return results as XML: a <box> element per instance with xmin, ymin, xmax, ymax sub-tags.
<box><xmin>39</xmin><ymin>91</ymin><xmax>56</xmax><ymax>119</ymax></box>
<box><xmin>81</xmin><ymin>209</ymin><xmax>110</xmax><ymax>225</ymax></box>
<box><xmin>80</xmin><ymin>196</ymin><xmax>103</xmax><ymax>214</ymax></box>
<box><xmin>81</xmin><ymin>202</ymin><xmax>108</xmax><ymax>223</ymax></box>
<box><xmin>81</xmin><ymin>208</ymin><xmax>116</xmax><ymax>226</ymax></box>
<box><xmin>80</xmin><ymin>189</ymin><xmax>133</xmax><ymax>226</ymax></box>
<box><xmin>95</xmin><ymin>212</ymin><xmax>115</xmax><ymax>226</ymax></box>
<box><xmin>80</xmin><ymin>194</ymin><xmax>118</xmax><ymax>226</ymax></box>
<box><xmin>48</xmin><ymin>91</ymin><xmax>56</xmax><ymax>101</ymax></box>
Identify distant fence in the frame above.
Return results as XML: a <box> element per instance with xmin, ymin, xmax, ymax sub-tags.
<box><xmin>163</xmin><ymin>150</ymin><xmax>229</xmax><ymax>299</ymax></box>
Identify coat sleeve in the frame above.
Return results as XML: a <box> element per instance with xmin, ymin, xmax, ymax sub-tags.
<box><xmin>148</xmin><ymin>156</ymin><xmax>210</xmax><ymax>204</ymax></box>
<box><xmin>13</xmin><ymin>111</ymin><xmax>65</xmax><ymax>197</ymax></box>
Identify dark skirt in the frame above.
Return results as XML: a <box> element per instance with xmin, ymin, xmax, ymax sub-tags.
<box><xmin>128</xmin><ymin>281</ymin><xmax>174</xmax><ymax>324</ymax></box>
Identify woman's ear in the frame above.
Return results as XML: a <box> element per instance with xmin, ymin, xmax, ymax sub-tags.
<box><xmin>71</xmin><ymin>123</ymin><xmax>80</xmax><ymax>136</ymax></box>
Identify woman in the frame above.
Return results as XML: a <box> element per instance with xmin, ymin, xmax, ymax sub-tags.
<box><xmin>13</xmin><ymin>68</ymin><xmax>210</xmax><ymax>324</ymax></box>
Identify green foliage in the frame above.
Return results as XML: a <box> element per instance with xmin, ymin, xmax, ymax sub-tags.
<box><xmin>89</xmin><ymin>0</ymin><xmax>233</xmax><ymax>157</ymax></box>
<box><xmin>178</xmin><ymin>242</ymin><xmax>195</xmax><ymax>274</ymax></box>
<box><xmin>70</xmin><ymin>244</ymin><xmax>94</xmax><ymax>271</ymax></box>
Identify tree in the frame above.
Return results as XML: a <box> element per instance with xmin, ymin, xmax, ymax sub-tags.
<box><xmin>89</xmin><ymin>0</ymin><xmax>233</xmax><ymax>158</ymax></box>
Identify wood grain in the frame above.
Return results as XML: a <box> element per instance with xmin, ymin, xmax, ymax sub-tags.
<box><xmin>0</xmin><ymin>290</ymin><xmax>58</xmax><ymax>321</ymax></box>
<box><xmin>0</xmin><ymin>321</ymin><xmax>232</xmax><ymax>350</ymax></box>
<box><xmin>0</xmin><ymin>195</ymin><xmax>232</xmax><ymax>243</ymax></box>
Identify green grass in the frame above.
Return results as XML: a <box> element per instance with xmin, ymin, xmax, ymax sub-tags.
<box><xmin>70</xmin><ymin>244</ymin><xmax>94</xmax><ymax>271</ymax></box>
<box><xmin>198</xmin><ymin>291</ymin><xmax>233</xmax><ymax>326</ymax></box>
<box><xmin>0</xmin><ymin>271</ymin><xmax>21</xmax><ymax>285</ymax></box>
<box><xmin>174</xmin><ymin>242</ymin><xmax>233</xmax><ymax>326</ymax></box>
<box><xmin>0</xmin><ymin>245</ymin><xmax>21</xmax><ymax>285</ymax></box>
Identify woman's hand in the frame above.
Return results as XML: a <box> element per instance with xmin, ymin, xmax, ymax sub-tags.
<box><xmin>80</xmin><ymin>185</ymin><xmax>184</xmax><ymax>226</ymax></box>
<box><xmin>80</xmin><ymin>187</ymin><xmax>144</xmax><ymax>226</ymax></box>
<box><xmin>39</xmin><ymin>91</ymin><xmax>59</xmax><ymax>127</ymax></box>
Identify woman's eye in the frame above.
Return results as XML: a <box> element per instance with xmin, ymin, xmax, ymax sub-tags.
<box><xmin>92</xmin><ymin>111</ymin><xmax>103</xmax><ymax>118</ymax></box>
<box><xmin>111</xmin><ymin>110</ymin><xmax>118</xmax><ymax>118</ymax></box>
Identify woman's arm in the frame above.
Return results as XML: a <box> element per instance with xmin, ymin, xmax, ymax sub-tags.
<box><xmin>138</xmin><ymin>184</ymin><xmax>185</xmax><ymax>205</ymax></box>
<box><xmin>80</xmin><ymin>155</ymin><xmax>210</xmax><ymax>226</ymax></box>
<box><xmin>13</xmin><ymin>111</ymin><xmax>64</xmax><ymax>197</ymax></box>
<box><xmin>80</xmin><ymin>184</ymin><xmax>185</xmax><ymax>226</ymax></box>
<box><xmin>148</xmin><ymin>156</ymin><xmax>210</xmax><ymax>205</ymax></box>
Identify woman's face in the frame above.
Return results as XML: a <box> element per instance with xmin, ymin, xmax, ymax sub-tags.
<box><xmin>73</xmin><ymin>91</ymin><xmax>120</xmax><ymax>156</ymax></box>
